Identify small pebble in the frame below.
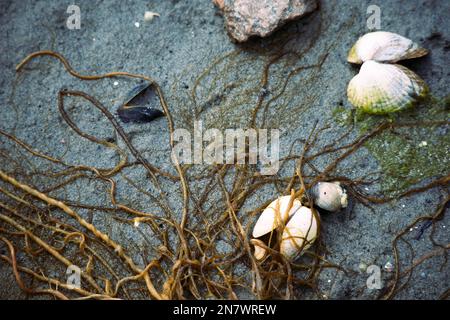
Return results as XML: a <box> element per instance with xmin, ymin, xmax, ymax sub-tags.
<box><xmin>113</xmin><ymin>81</ymin><xmax>119</xmax><ymax>86</ymax></box>
<box><xmin>384</xmin><ymin>261</ymin><xmax>394</xmax><ymax>272</ymax></box>
<box><xmin>420</xmin><ymin>272</ymin><xmax>426</xmax><ymax>278</ymax></box>
<box><xmin>358</xmin><ymin>262</ymin><xmax>368</xmax><ymax>272</ymax></box>
<box><xmin>134</xmin><ymin>22</ymin><xmax>140</xmax><ymax>28</ymax></box>
<box><xmin>327</xmin><ymin>279</ymin><xmax>331</xmax><ymax>283</ymax></box>
<box><xmin>418</xmin><ymin>141</ymin><xmax>427</xmax><ymax>147</ymax></box>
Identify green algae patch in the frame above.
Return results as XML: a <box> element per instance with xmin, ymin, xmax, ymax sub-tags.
<box><xmin>365</xmin><ymin>128</ymin><xmax>449</xmax><ymax>195</ymax></box>
<box><xmin>332</xmin><ymin>105</ymin><xmax>353</xmax><ymax>127</ymax></box>
<box><xmin>334</xmin><ymin>96</ymin><xmax>450</xmax><ymax>196</ymax></box>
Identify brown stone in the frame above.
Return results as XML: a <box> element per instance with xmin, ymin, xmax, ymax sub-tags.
<box><xmin>213</xmin><ymin>0</ymin><xmax>225</xmax><ymax>10</ymax></box>
<box><xmin>214</xmin><ymin>0</ymin><xmax>318</xmax><ymax>42</ymax></box>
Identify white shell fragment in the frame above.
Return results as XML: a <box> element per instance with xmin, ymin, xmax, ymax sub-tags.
<box><xmin>347</xmin><ymin>60</ymin><xmax>428</xmax><ymax>114</ymax></box>
<box><xmin>310</xmin><ymin>181</ymin><xmax>348</xmax><ymax>212</ymax></box>
<box><xmin>252</xmin><ymin>196</ymin><xmax>302</xmax><ymax>238</ymax></box>
<box><xmin>144</xmin><ymin>11</ymin><xmax>160</xmax><ymax>22</ymax></box>
<box><xmin>253</xmin><ymin>244</ymin><xmax>267</xmax><ymax>260</ymax></box>
<box><xmin>347</xmin><ymin>31</ymin><xmax>428</xmax><ymax>64</ymax></box>
<box><xmin>280</xmin><ymin>206</ymin><xmax>319</xmax><ymax>260</ymax></box>
<box><xmin>251</xmin><ymin>239</ymin><xmax>268</xmax><ymax>261</ymax></box>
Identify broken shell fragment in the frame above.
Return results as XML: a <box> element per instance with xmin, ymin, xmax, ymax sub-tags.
<box><xmin>280</xmin><ymin>206</ymin><xmax>319</xmax><ymax>260</ymax></box>
<box><xmin>250</xmin><ymin>239</ymin><xmax>268</xmax><ymax>261</ymax></box>
<box><xmin>144</xmin><ymin>11</ymin><xmax>160</xmax><ymax>22</ymax></box>
<box><xmin>347</xmin><ymin>31</ymin><xmax>428</xmax><ymax>64</ymax></box>
<box><xmin>253</xmin><ymin>245</ymin><xmax>266</xmax><ymax>260</ymax></box>
<box><xmin>252</xmin><ymin>196</ymin><xmax>302</xmax><ymax>238</ymax></box>
<box><xmin>347</xmin><ymin>60</ymin><xmax>428</xmax><ymax>114</ymax></box>
<box><xmin>310</xmin><ymin>181</ymin><xmax>348</xmax><ymax>212</ymax></box>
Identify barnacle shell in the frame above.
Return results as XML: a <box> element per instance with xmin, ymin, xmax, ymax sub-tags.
<box><xmin>310</xmin><ymin>181</ymin><xmax>348</xmax><ymax>212</ymax></box>
<box><xmin>347</xmin><ymin>31</ymin><xmax>428</xmax><ymax>64</ymax></box>
<box><xmin>280</xmin><ymin>206</ymin><xmax>319</xmax><ymax>260</ymax></box>
<box><xmin>347</xmin><ymin>60</ymin><xmax>428</xmax><ymax>114</ymax></box>
<box><xmin>252</xmin><ymin>195</ymin><xmax>302</xmax><ymax>238</ymax></box>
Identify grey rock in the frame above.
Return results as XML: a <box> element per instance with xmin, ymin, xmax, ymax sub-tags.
<box><xmin>214</xmin><ymin>0</ymin><xmax>318</xmax><ymax>42</ymax></box>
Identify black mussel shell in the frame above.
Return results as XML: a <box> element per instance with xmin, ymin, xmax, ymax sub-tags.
<box><xmin>124</xmin><ymin>83</ymin><xmax>151</xmax><ymax>106</ymax></box>
<box><xmin>117</xmin><ymin>106</ymin><xmax>165</xmax><ymax>123</ymax></box>
<box><xmin>117</xmin><ymin>82</ymin><xmax>165</xmax><ymax>123</ymax></box>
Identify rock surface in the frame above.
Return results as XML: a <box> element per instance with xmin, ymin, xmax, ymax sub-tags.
<box><xmin>214</xmin><ymin>0</ymin><xmax>317</xmax><ymax>42</ymax></box>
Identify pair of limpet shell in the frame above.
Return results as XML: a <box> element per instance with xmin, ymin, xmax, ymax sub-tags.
<box><xmin>347</xmin><ymin>31</ymin><xmax>429</xmax><ymax>114</ymax></box>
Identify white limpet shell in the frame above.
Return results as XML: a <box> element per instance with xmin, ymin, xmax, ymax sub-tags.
<box><xmin>347</xmin><ymin>31</ymin><xmax>428</xmax><ymax>64</ymax></box>
<box><xmin>280</xmin><ymin>206</ymin><xmax>319</xmax><ymax>260</ymax></box>
<box><xmin>252</xmin><ymin>195</ymin><xmax>302</xmax><ymax>238</ymax></box>
<box><xmin>310</xmin><ymin>181</ymin><xmax>348</xmax><ymax>212</ymax></box>
<box><xmin>347</xmin><ymin>60</ymin><xmax>428</xmax><ymax>114</ymax></box>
